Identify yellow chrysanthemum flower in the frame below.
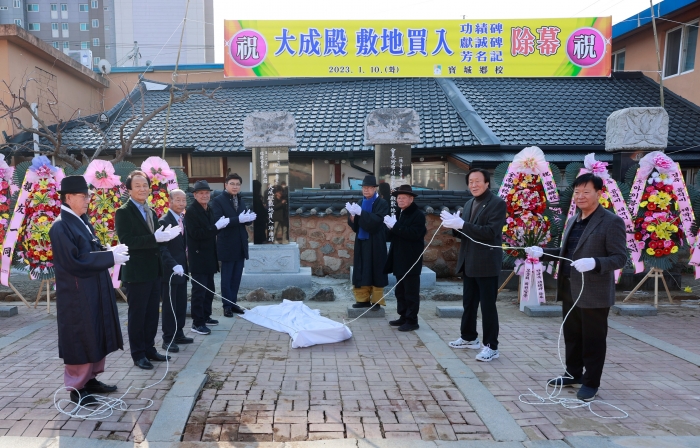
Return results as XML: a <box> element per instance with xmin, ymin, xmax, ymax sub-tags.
<box><xmin>640</xmin><ymin>201</ymin><xmax>648</xmax><ymax>207</ymax></box>
<box><xmin>671</xmin><ymin>246</ymin><xmax>679</xmax><ymax>254</ymax></box>
<box><xmin>646</xmin><ymin>248</ymin><xmax>655</xmax><ymax>255</ymax></box>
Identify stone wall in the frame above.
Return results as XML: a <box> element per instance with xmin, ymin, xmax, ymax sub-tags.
<box><xmin>265</xmin><ymin>214</ymin><xmax>462</xmax><ymax>278</ymax></box>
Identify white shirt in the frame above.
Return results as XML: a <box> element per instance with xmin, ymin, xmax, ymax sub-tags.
<box><xmin>168</xmin><ymin>208</ymin><xmax>183</xmax><ymax>225</ymax></box>
<box><xmin>61</xmin><ymin>205</ymin><xmax>92</xmax><ymax>235</ymax></box>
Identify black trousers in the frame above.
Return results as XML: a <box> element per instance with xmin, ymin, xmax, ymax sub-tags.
<box><xmin>191</xmin><ymin>273</ymin><xmax>214</xmax><ymax>327</ymax></box>
<box><xmin>126</xmin><ymin>279</ymin><xmax>161</xmax><ymax>362</ymax></box>
<box><xmin>395</xmin><ymin>274</ymin><xmax>420</xmax><ymax>324</ymax></box>
<box><xmin>220</xmin><ymin>260</ymin><xmax>244</xmax><ymax>310</ymax></box>
<box><xmin>161</xmin><ymin>281</ymin><xmax>188</xmax><ymax>343</ymax></box>
<box><xmin>461</xmin><ymin>275</ymin><xmax>499</xmax><ymax>350</ymax></box>
<box><xmin>561</xmin><ymin>277</ymin><xmax>610</xmax><ymax>388</ymax></box>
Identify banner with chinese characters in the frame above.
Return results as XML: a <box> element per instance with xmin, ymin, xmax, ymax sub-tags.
<box><xmin>224</xmin><ymin>18</ymin><xmax>611</xmax><ymax>78</ymax></box>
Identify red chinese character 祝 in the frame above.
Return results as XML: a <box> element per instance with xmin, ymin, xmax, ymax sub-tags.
<box><xmin>536</xmin><ymin>26</ymin><xmax>561</xmax><ymax>56</ymax></box>
<box><xmin>511</xmin><ymin>26</ymin><xmax>535</xmax><ymax>56</ymax></box>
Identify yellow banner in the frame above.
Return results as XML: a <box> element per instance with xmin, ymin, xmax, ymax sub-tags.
<box><xmin>224</xmin><ymin>18</ymin><xmax>611</xmax><ymax>78</ymax></box>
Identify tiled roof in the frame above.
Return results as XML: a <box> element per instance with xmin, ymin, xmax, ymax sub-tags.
<box><xmin>452</xmin><ymin>75</ymin><xmax>700</xmax><ymax>148</ymax></box>
<box><xmin>61</xmin><ymin>78</ymin><xmax>477</xmax><ymax>153</ymax></box>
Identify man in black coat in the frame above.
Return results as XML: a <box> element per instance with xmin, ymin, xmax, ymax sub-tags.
<box><xmin>383</xmin><ymin>185</ymin><xmax>427</xmax><ymax>332</ymax></box>
<box><xmin>49</xmin><ymin>176</ymin><xmax>129</xmax><ymax>406</ymax></box>
<box><xmin>159</xmin><ymin>189</ymin><xmax>194</xmax><ymax>353</ymax></box>
<box><xmin>186</xmin><ymin>180</ymin><xmax>230</xmax><ymax>335</ymax></box>
<box><xmin>210</xmin><ymin>173</ymin><xmax>253</xmax><ymax>318</ymax></box>
<box><xmin>346</xmin><ymin>175</ymin><xmax>389</xmax><ymax>309</ymax></box>
<box><xmin>115</xmin><ymin>171</ymin><xmax>180</xmax><ymax>370</ymax></box>
<box><xmin>441</xmin><ymin>168</ymin><xmax>507</xmax><ymax>363</ymax></box>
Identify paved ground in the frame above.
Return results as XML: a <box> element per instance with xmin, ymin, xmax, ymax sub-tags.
<box><xmin>0</xmin><ymin>273</ymin><xmax>699</xmax><ymax>446</ymax></box>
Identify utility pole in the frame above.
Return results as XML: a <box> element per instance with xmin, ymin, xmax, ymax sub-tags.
<box><xmin>650</xmin><ymin>0</ymin><xmax>665</xmax><ymax>108</ymax></box>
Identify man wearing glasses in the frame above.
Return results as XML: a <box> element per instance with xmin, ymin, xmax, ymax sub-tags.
<box><xmin>211</xmin><ymin>173</ymin><xmax>254</xmax><ymax>317</ymax></box>
<box><xmin>50</xmin><ymin>176</ymin><xmax>129</xmax><ymax>405</ymax></box>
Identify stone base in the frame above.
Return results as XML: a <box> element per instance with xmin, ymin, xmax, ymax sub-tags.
<box><xmin>347</xmin><ymin>306</ymin><xmax>385</xmax><ymax>318</ymax></box>
<box><xmin>611</xmin><ymin>304</ymin><xmax>657</xmax><ymax>316</ymax></box>
<box><xmin>349</xmin><ymin>266</ymin><xmax>436</xmax><ymax>288</ymax></box>
<box><xmin>436</xmin><ymin>306</ymin><xmax>463</xmax><ymax>318</ymax></box>
<box><xmin>245</xmin><ymin>243</ymin><xmax>301</xmax><ymax>273</ymax></box>
<box><xmin>524</xmin><ymin>305</ymin><xmax>562</xmax><ymax>317</ymax></box>
<box><xmin>240</xmin><ymin>267</ymin><xmax>312</xmax><ymax>290</ymax></box>
<box><xmin>0</xmin><ymin>305</ymin><xmax>18</xmax><ymax>317</ymax></box>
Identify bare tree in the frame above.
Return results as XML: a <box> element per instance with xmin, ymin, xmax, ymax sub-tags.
<box><xmin>1</xmin><ymin>76</ymin><xmax>221</xmax><ymax>167</ymax></box>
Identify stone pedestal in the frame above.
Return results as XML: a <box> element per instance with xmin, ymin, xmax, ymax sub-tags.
<box><xmin>0</xmin><ymin>305</ymin><xmax>18</xmax><ymax>317</ymax></box>
<box><xmin>349</xmin><ymin>266</ymin><xmax>436</xmax><ymax>288</ymax></box>
<box><xmin>347</xmin><ymin>306</ymin><xmax>385</xmax><ymax>318</ymax></box>
<box><xmin>240</xmin><ymin>243</ymin><xmax>312</xmax><ymax>289</ymax></box>
<box><xmin>611</xmin><ymin>304</ymin><xmax>658</xmax><ymax>316</ymax></box>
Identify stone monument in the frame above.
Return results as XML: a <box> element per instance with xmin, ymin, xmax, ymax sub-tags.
<box><xmin>606</xmin><ymin>107</ymin><xmax>669</xmax><ymax>181</ymax></box>
<box><xmin>240</xmin><ymin>111</ymin><xmax>311</xmax><ymax>289</ymax></box>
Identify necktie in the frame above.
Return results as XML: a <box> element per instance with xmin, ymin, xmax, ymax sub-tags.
<box><xmin>179</xmin><ymin>213</ymin><xmax>185</xmax><ymax>235</ymax></box>
<box><xmin>143</xmin><ymin>205</ymin><xmax>154</xmax><ymax>233</ymax></box>
<box><xmin>232</xmin><ymin>195</ymin><xmax>238</xmax><ymax>211</ymax></box>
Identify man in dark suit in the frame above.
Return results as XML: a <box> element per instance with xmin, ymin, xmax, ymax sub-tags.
<box><xmin>210</xmin><ymin>173</ymin><xmax>253</xmax><ymax>318</ymax></box>
<box><xmin>115</xmin><ymin>170</ymin><xmax>180</xmax><ymax>370</ymax></box>
<box><xmin>528</xmin><ymin>173</ymin><xmax>627</xmax><ymax>402</ymax></box>
<box><xmin>383</xmin><ymin>185</ymin><xmax>427</xmax><ymax>332</ymax></box>
<box><xmin>346</xmin><ymin>175</ymin><xmax>389</xmax><ymax>309</ymax></box>
<box><xmin>50</xmin><ymin>176</ymin><xmax>129</xmax><ymax>406</ymax></box>
<box><xmin>159</xmin><ymin>189</ymin><xmax>194</xmax><ymax>353</ymax></box>
<box><xmin>186</xmin><ymin>180</ymin><xmax>230</xmax><ymax>335</ymax></box>
<box><xmin>441</xmin><ymin>168</ymin><xmax>506</xmax><ymax>362</ymax></box>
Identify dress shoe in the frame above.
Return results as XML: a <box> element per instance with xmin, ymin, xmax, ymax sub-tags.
<box><xmin>134</xmin><ymin>358</ymin><xmax>154</xmax><ymax>370</ymax></box>
<box><xmin>352</xmin><ymin>302</ymin><xmax>372</xmax><ymax>308</ymax></box>
<box><xmin>389</xmin><ymin>318</ymin><xmax>406</xmax><ymax>327</ymax></box>
<box><xmin>223</xmin><ymin>308</ymin><xmax>234</xmax><ymax>318</ymax></box>
<box><xmin>398</xmin><ymin>322</ymin><xmax>420</xmax><ymax>332</ymax></box>
<box><xmin>175</xmin><ymin>336</ymin><xmax>194</xmax><ymax>344</ymax></box>
<box><xmin>162</xmin><ymin>341</ymin><xmax>180</xmax><ymax>352</ymax></box>
<box><xmin>206</xmin><ymin>318</ymin><xmax>219</xmax><ymax>326</ymax></box>
<box><xmin>146</xmin><ymin>352</ymin><xmax>171</xmax><ymax>362</ymax></box>
<box><xmin>70</xmin><ymin>389</ymin><xmax>98</xmax><ymax>406</ymax></box>
<box><xmin>230</xmin><ymin>303</ymin><xmax>245</xmax><ymax>314</ymax></box>
<box><xmin>84</xmin><ymin>378</ymin><xmax>117</xmax><ymax>394</ymax></box>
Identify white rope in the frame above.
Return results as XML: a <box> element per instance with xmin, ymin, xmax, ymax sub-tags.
<box><xmin>54</xmin><ymin>273</ymin><xmax>180</xmax><ymax>419</ymax></box>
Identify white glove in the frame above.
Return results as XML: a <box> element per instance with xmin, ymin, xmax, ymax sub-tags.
<box><xmin>345</xmin><ymin>202</ymin><xmax>356</xmax><ymax>216</ymax></box>
<box><xmin>173</xmin><ymin>265</ymin><xmax>184</xmax><ymax>276</ymax></box>
<box><xmin>571</xmin><ymin>258</ymin><xmax>596</xmax><ymax>273</ymax></box>
<box><xmin>525</xmin><ymin>246</ymin><xmax>544</xmax><ymax>258</ymax></box>
<box><xmin>441</xmin><ymin>215</ymin><xmax>465</xmax><ymax>230</ymax></box>
<box><xmin>354</xmin><ymin>203</ymin><xmax>362</xmax><ymax>215</ymax></box>
<box><xmin>112</xmin><ymin>251</ymin><xmax>130</xmax><ymax>266</ymax></box>
<box><xmin>108</xmin><ymin>243</ymin><xmax>129</xmax><ymax>255</ymax></box>
<box><xmin>238</xmin><ymin>211</ymin><xmax>257</xmax><ymax>223</ymax></box>
<box><xmin>383</xmin><ymin>215</ymin><xmax>397</xmax><ymax>229</ymax></box>
<box><xmin>244</xmin><ymin>211</ymin><xmax>257</xmax><ymax>222</ymax></box>
<box><xmin>215</xmin><ymin>216</ymin><xmax>230</xmax><ymax>230</ymax></box>
<box><xmin>155</xmin><ymin>225</ymin><xmax>179</xmax><ymax>243</ymax></box>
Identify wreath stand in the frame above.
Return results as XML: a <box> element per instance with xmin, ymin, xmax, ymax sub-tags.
<box><xmin>498</xmin><ymin>271</ymin><xmax>516</xmax><ymax>294</ymax></box>
<box><xmin>7</xmin><ymin>282</ymin><xmax>31</xmax><ymax>309</ymax></box>
<box><xmin>116</xmin><ymin>288</ymin><xmax>127</xmax><ymax>303</ymax></box>
<box><xmin>33</xmin><ymin>278</ymin><xmax>53</xmax><ymax>313</ymax></box>
<box><xmin>622</xmin><ymin>267</ymin><xmax>673</xmax><ymax>308</ymax></box>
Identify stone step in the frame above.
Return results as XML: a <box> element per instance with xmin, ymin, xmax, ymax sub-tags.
<box><xmin>523</xmin><ymin>305</ymin><xmax>562</xmax><ymax>317</ymax></box>
<box><xmin>350</xmin><ymin>266</ymin><xmax>436</xmax><ymax>288</ymax></box>
<box><xmin>0</xmin><ymin>306</ymin><xmax>18</xmax><ymax>317</ymax></box>
<box><xmin>347</xmin><ymin>306</ymin><xmax>385</xmax><ymax>318</ymax></box>
<box><xmin>436</xmin><ymin>306</ymin><xmax>463</xmax><ymax>318</ymax></box>
<box><xmin>611</xmin><ymin>304</ymin><xmax>658</xmax><ymax>316</ymax></box>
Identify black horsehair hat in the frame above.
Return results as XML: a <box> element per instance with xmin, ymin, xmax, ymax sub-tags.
<box><xmin>192</xmin><ymin>180</ymin><xmax>213</xmax><ymax>192</ymax></box>
<box><xmin>361</xmin><ymin>175</ymin><xmax>378</xmax><ymax>187</ymax></box>
<box><xmin>392</xmin><ymin>184</ymin><xmax>418</xmax><ymax>197</ymax></box>
<box><xmin>58</xmin><ymin>175</ymin><xmax>91</xmax><ymax>195</ymax></box>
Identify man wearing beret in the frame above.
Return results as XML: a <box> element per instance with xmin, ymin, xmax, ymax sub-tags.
<box><xmin>383</xmin><ymin>185</ymin><xmax>427</xmax><ymax>332</ymax></box>
<box><xmin>116</xmin><ymin>170</ymin><xmax>180</xmax><ymax>370</ymax></box>
<box><xmin>50</xmin><ymin>176</ymin><xmax>130</xmax><ymax>406</ymax></box>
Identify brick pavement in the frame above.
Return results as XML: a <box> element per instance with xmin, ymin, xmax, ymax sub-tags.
<box><xmin>425</xmin><ymin>301</ymin><xmax>700</xmax><ymax>441</ymax></box>
<box><xmin>183</xmin><ymin>309</ymin><xmax>491</xmax><ymax>443</ymax></box>
<box><xmin>0</xmin><ymin>302</ymin><xmax>201</xmax><ymax>442</ymax></box>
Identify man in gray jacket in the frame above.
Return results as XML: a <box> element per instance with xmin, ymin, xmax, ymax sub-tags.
<box><xmin>441</xmin><ymin>168</ymin><xmax>506</xmax><ymax>362</ymax></box>
<box><xmin>528</xmin><ymin>173</ymin><xmax>627</xmax><ymax>402</ymax></box>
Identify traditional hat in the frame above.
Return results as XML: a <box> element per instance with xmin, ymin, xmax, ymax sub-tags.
<box><xmin>192</xmin><ymin>180</ymin><xmax>213</xmax><ymax>192</ymax></box>
<box><xmin>392</xmin><ymin>184</ymin><xmax>418</xmax><ymax>197</ymax></box>
<box><xmin>58</xmin><ymin>175</ymin><xmax>90</xmax><ymax>195</ymax></box>
<box><xmin>361</xmin><ymin>175</ymin><xmax>378</xmax><ymax>187</ymax></box>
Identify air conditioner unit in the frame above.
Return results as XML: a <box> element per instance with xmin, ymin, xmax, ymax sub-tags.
<box><xmin>65</xmin><ymin>49</ymin><xmax>93</xmax><ymax>69</ymax></box>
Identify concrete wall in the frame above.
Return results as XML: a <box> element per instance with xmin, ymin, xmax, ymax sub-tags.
<box><xmin>613</xmin><ymin>5</ymin><xmax>700</xmax><ymax>104</ymax></box>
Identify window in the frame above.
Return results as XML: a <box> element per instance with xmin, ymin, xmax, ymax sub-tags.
<box><xmin>14</xmin><ymin>19</ymin><xmax>22</xmax><ymax>27</ymax></box>
<box><xmin>50</xmin><ymin>3</ymin><xmax>57</xmax><ymax>18</ymax></box>
<box><xmin>80</xmin><ymin>22</ymin><xmax>88</xmax><ymax>31</ymax></box>
<box><xmin>27</xmin><ymin>23</ymin><xmax>40</xmax><ymax>31</ymax></box>
<box><xmin>60</xmin><ymin>3</ymin><xmax>67</xmax><ymax>18</ymax></box>
<box><xmin>612</xmin><ymin>50</ymin><xmax>625</xmax><ymax>72</ymax></box>
<box><xmin>92</xmin><ymin>38</ymin><xmax>99</xmax><ymax>47</ymax></box>
<box><xmin>13</xmin><ymin>0</ymin><xmax>21</xmax><ymax>8</ymax></box>
<box><xmin>412</xmin><ymin>163</ymin><xmax>447</xmax><ymax>190</ymax></box>
<box><xmin>105</xmin><ymin>44</ymin><xmax>111</xmax><ymax>49</ymax></box>
<box><xmin>79</xmin><ymin>4</ymin><xmax>88</xmax><ymax>11</ymax></box>
<box><xmin>26</xmin><ymin>3</ymin><xmax>38</xmax><ymax>11</ymax></box>
<box><xmin>0</xmin><ymin>6</ymin><xmax>7</xmax><ymax>10</ymax></box>
<box><xmin>93</xmin><ymin>57</ymin><xmax>100</xmax><ymax>66</ymax></box>
<box><xmin>664</xmin><ymin>21</ymin><xmax>699</xmax><ymax>77</ymax></box>
<box><xmin>104</xmin><ymin>25</ymin><xmax>110</xmax><ymax>30</ymax></box>
<box><xmin>92</xmin><ymin>19</ymin><xmax>98</xmax><ymax>28</ymax></box>
<box><xmin>190</xmin><ymin>157</ymin><xmax>223</xmax><ymax>177</ymax></box>
<box><xmin>103</xmin><ymin>6</ymin><xmax>109</xmax><ymax>10</ymax></box>
<box><xmin>52</xmin><ymin>42</ymin><xmax>59</xmax><ymax>49</ymax></box>
<box><xmin>61</xmin><ymin>22</ymin><xmax>68</xmax><ymax>37</ymax></box>
<box><xmin>63</xmin><ymin>41</ymin><xmax>69</xmax><ymax>49</ymax></box>
<box><xmin>91</xmin><ymin>0</ymin><xmax>98</xmax><ymax>8</ymax></box>
<box><xmin>81</xmin><ymin>41</ymin><xmax>89</xmax><ymax>49</ymax></box>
